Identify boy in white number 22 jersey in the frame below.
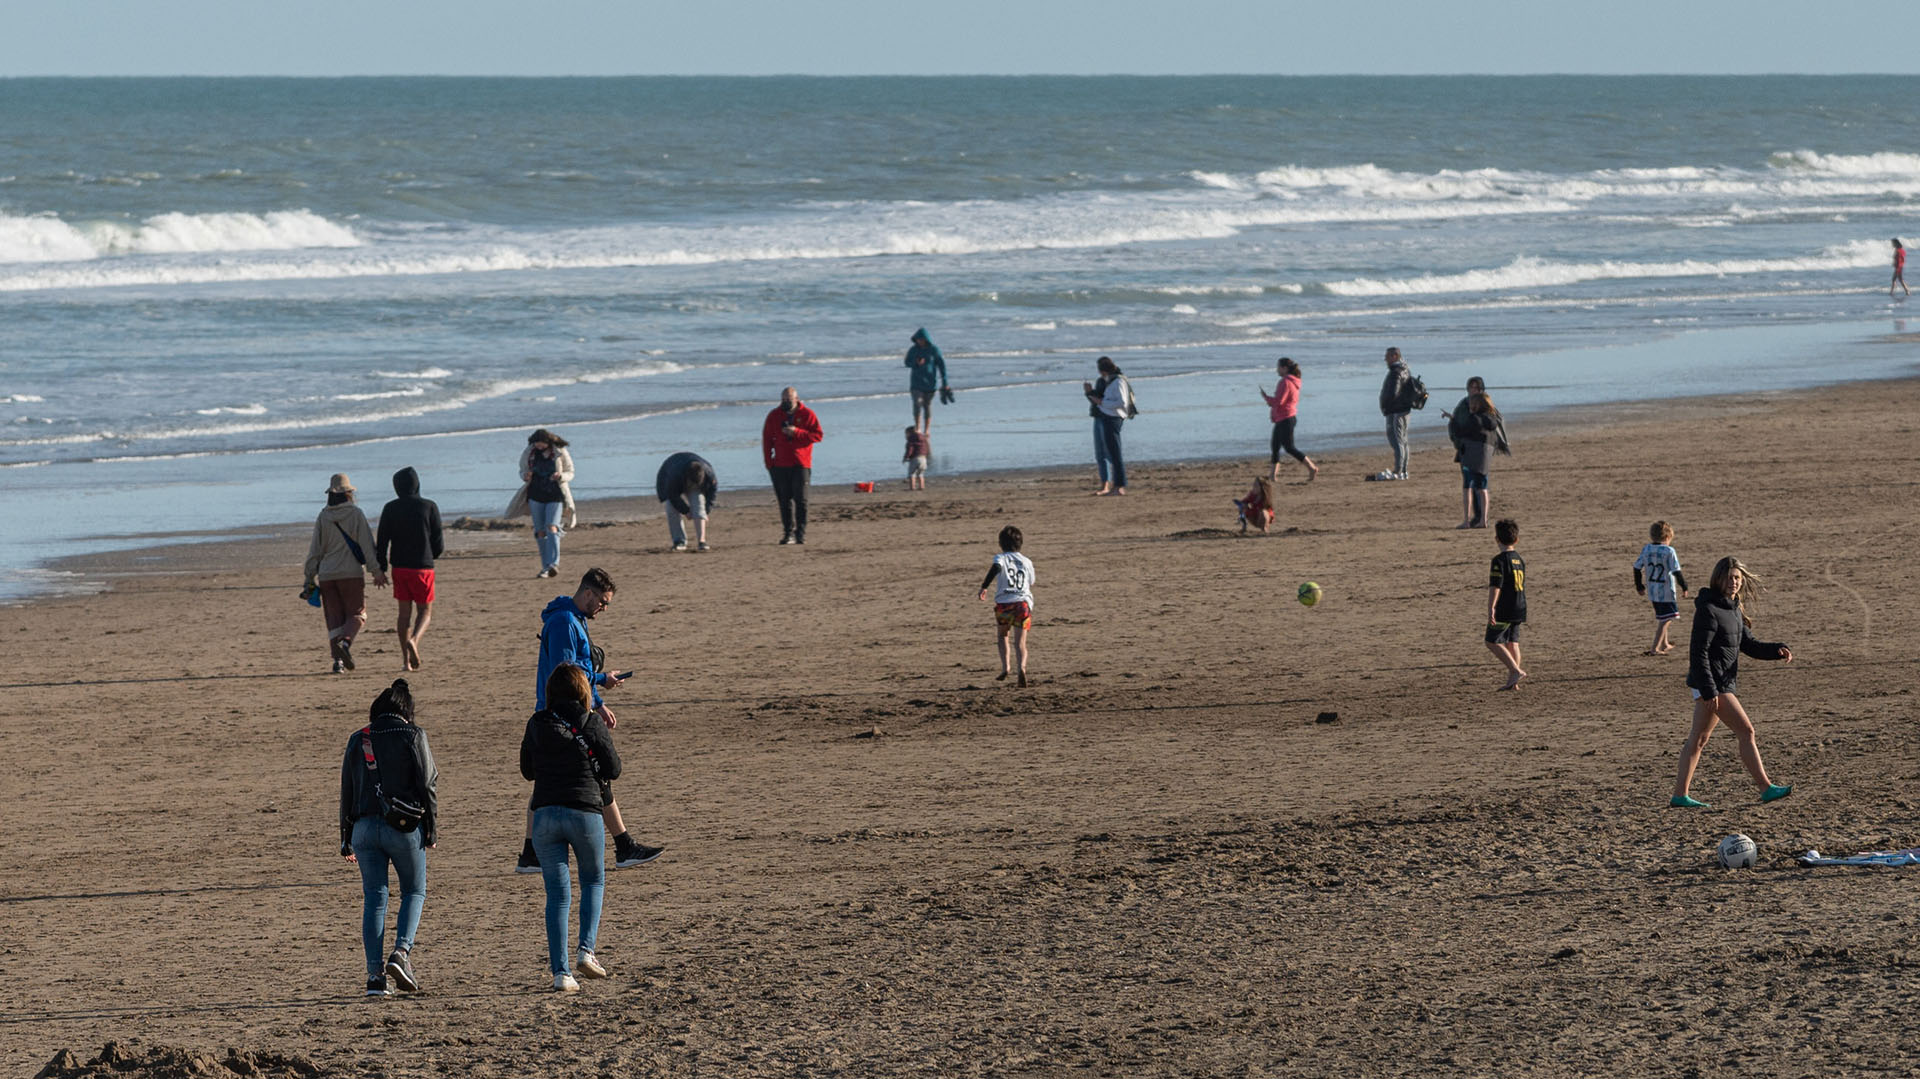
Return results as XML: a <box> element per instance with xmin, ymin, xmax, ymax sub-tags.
<box><xmin>977</xmin><ymin>525</ymin><xmax>1036</xmax><ymax>687</ymax></box>
<box><xmin>1633</xmin><ymin>519</ymin><xmax>1689</xmax><ymax>656</ymax></box>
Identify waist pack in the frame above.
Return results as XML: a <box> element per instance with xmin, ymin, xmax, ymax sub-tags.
<box><xmin>359</xmin><ymin>725</ymin><xmax>425</xmax><ymax>832</ymax></box>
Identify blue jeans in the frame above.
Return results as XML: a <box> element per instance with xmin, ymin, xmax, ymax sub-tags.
<box><xmin>1092</xmin><ymin>418</ymin><xmax>1110</xmax><ymax>483</ymax></box>
<box><xmin>1096</xmin><ymin>414</ymin><xmax>1127</xmax><ymax>488</ymax></box>
<box><xmin>351</xmin><ymin>816</ymin><xmax>426</xmax><ymax>978</ymax></box>
<box><xmin>530</xmin><ymin>500</ymin><xmax>563</xmax><ymax>570</ymax></box>
<box><xmin>532</xmin><ymin>805</ymin><xmax>605</xmax><ymax>974</ymax></box>
<box><xmin>665</xmin><ymin>493</ymin><xmax>706</xmax><ymax>547</ymax></box>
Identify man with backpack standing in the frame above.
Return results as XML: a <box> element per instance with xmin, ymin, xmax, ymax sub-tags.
<box><xmin>1374</xmin><ymin>347</ymin><xmax>1424</xmax><ymax>481</ymax></box>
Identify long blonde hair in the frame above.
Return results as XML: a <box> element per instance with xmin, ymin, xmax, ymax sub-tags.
<box><xmin>1709</xmin><ymin>556</ymin><xmax>1761</xmax><ymax>628</ymax></box>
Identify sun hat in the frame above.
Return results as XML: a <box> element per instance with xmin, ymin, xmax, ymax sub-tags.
<box><xmin>328</xmin><ymin>473</ymin><xmax>355</xmax><ymax>494</ymax></box>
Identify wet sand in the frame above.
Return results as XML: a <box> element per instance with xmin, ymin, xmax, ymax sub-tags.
<box><xmin>6</xmin><ymin>378</ymin><xmax>1920</xmax><ymax>1078</ymax></box>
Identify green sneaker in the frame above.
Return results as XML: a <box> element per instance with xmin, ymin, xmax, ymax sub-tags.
<box><xmin>1761</xmin><ymin>784</ymin><xmax>1793</xmax><ymax>803</ymax></box>
<box><xmin>1669</xmin><ymin>795</ymin><xmax>1710</xmax><ymax>808</ymax></box>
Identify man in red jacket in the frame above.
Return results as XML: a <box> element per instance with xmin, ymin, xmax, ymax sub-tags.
<box><xmin>761</xmin><ymin>386</ymin><xmax>824</xmax><ymax>545</ymax></box>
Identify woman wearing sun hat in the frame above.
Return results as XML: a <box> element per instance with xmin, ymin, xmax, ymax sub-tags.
<box><xmin>304</xmin><ymin>472</ymin><xmax>387</xmax><ymax>673</ymax></box>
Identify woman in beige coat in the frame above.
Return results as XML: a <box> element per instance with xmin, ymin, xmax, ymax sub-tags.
<box><xmin>304</xmin><ymin>473</ymin><xmax>387</xmax><ymax>673</ymax></box>
<box><xmin>505</xmin><ymin>429</ymin><xmax>576</xmax><ymax>579</ymax></box>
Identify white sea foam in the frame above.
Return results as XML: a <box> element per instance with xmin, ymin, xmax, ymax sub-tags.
<box><xmin>1321</xmin><ymin>240</ymin><xmax>1885</xmax><ymax>297</ymax></box>
<box><xmin>1021</xmin><ymin>321</ymin><xmax>1057</xmax><ymax>330</ymax></box>
<box><xmin>0</xmin><ymin>209</ymin><xmax>359</xmax><ymax>265</ymax></box>
<box><xmin>373</xmin><ymin>367</ymin><xmax>453</xmax><ymax>379</ymax></box>
<box><xmin>193</xmin><ymin>404</ymin><xmax>269</xmax><ymax>416</ymax></box>
<box><xmin>332</xmin><ymin>387</ymin><xmax>428</xmax><ymax>401</ymax></box>
<box><xmin>1768</xmin><ymin>150</ymin><xmax>1920</xmax><ymax>176</ymax></box>
<box><xmin>1067</xmin><ymin>318</ymin><xmax>1117</xmax><ymax>326</ymax></box>
<box><xmin>2</xmin><ymin>394</ymin><xmax>45</xmax><ymax>403</ymax></box>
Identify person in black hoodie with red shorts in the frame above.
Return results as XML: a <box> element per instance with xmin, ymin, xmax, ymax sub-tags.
<box><xmin>1670</xmin><ymin>556</ymin><xmax>1794</xmax><ymax>808</ymax></box>
<box><xmin>376</xmin><ymin>467</ymin><xmax>444</xmax><ymax>672</ymax></box>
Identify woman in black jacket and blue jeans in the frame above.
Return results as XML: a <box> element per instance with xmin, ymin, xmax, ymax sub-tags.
<box><xmin>1670</xmin><ymin>557</ymin><xmax>1794</xmax><ymax>808</ymax></box>
<box><xmin>521</xmin><ymin>662</ymin><xmax>623</xmax><ymax>991</ymax></box>
<box><xmin>340</xmin><ymin>679</ymin><xmax>437</xmax><ymax>997</ymax></box>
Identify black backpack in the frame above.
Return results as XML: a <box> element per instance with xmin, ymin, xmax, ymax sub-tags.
<box><xmin>1404</xmin><ymin>375</ymin><xmax>1430</xmax><ymax>411</ymax></box>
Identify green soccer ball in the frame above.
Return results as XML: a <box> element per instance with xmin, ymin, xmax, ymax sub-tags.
<box><xmin>1297</xmin><ymin>581</ymin><xmax>1323</xmax><ymax>607</ymax></box>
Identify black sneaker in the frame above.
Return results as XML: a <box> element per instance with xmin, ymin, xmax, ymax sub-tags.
<box><xmin>515</xmin><ymin>838</ymin><xmax>542</xmax><ymax>875</ymax></box>
<box><xmin>385</xmin><ymin>950</ymin><xmax>419</xmax><ymax>993</ymax></box>
<box><xmin>779</xmin><ymin>534</ymin><xmax>793</xmax><ymax>545</ymax></box>
<box><xmin>613</xmin><ymin>836</ymin><xmax>665</xmax><ymax>868</ymax></box>
<box><xmin>793</xmin><ymin>535</ymin><xmax>806</xmax><ymax>545</ymax></box>
<box><xmin>332</xmin><ymin>659</ymin><xmax>345</xmax><ymax>675</ymax></box>
<box><xmin>339</xmin><ymin>638</ymin><xmax>355</xmax><ymax>671</ymax></box>
<box><xmin>364</xmin><ymin>975</ymin><xmax>391</xmax><ymax>998</ymax></box>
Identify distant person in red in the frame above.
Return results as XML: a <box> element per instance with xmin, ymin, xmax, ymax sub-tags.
<box><xmin>1893</xmin><ymin>238</ymin><xmax>1909</xmax><ymax>298</ymax></box>
<box><xmin>762</xmin><ymin>386</ymin><xmax>824</xmax><ymax>545</ymax></box>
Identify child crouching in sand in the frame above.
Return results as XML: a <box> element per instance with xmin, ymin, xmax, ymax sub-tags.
<box><xmin>1235</xmin><ymin>476</ymin><xmax>1275</xmax><ymax>534</ymax></box>
<box><xmin>977</xmin><ymin>525</ymin><xmax>1035</xmax><ymax>687</ymax></box>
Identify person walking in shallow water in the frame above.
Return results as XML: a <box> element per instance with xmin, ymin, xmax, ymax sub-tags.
<box><xmin>1893</xmin><ymin>238</ymin><xmax>1909</xmax><ymax>298</ymax></box>
<box><xmin>904</xmin><ymin>328</ymin><xmax>949</xmax><ymax>435</ymax></box>
<box><xmin>1083</xmin><ymin>356</ymin><xmax>1133</xmax><ymax>496</ymax></box>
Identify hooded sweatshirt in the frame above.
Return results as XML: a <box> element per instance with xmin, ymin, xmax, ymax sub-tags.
<box><xmin>538</xmin><ymin>595</ymin><xmax>611</xmax><ymax>710</ymax></box>
<box><xmin>904</xmin><ymin>329</ymin><xmax>948</xmax><ymax>393</ymax></box>
<box><xmin>1379</xmin><ymin>361</ymin><xmax>1413</xmax><ymax>416</ymax></box>
<box><xmin>376</xmin><ymin>467</ymin><xmax>445</xmax><ymax>572</ymax></box>
<box><xmin>1685</xmin><ymin>587</ymin><xmax>1787</xmax><ymax>697</ymax></box>
<box><xmin>305</xmin><ymin>501</ymin><xmax>378</xmax><ymax>584</ymax></box>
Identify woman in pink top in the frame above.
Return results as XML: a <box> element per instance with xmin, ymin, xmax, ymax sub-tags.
<box><xmin>1259</xmin><ymin>357</ymin><xmax>1318</xmax><ymax>482</ymax></box>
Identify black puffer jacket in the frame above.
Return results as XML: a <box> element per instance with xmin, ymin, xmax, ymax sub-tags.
<box><xmin>520</xmin><ymin>700</ymin><xmax>622</xmax><ymax>812</ymax></box>
<box><xmin>1686</xmin><ymin>587</ymin><xmax>1787</xmax><ymax>697</ymax></box>
<box><xmin>339</xmin><ymin>714</ymin><xmax>438</xmax><ymax>847</ymax></box>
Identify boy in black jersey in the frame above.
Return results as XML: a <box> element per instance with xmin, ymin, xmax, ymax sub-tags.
<box><xmin>1486</xmin><ymin>518</ymin><xmax>1527</xmax><ymax>690</ymax></box>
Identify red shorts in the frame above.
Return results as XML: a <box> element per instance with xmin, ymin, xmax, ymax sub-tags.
<box><xmin>392</xmin><ymin>567</ymin><xmax>435</xmax><ymax>605</ymax></box>
<box><xmin>994</xmin><ymin>601</ymin><xmax>1031</xmax><ymax>630</ymax></box>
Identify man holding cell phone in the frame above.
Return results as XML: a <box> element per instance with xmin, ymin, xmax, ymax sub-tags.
<box><xmin>514</xmin><ymin>567</ymin><xmax>665</xmax><ymax>873</ymax></box>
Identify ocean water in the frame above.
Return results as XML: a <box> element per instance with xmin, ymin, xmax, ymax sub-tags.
<box><xmin>2</xmin><ymin>76</ymin><xmax>1917</xmax><ymax>598</ymax></box>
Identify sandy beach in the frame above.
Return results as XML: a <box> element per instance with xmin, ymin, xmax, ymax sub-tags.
<box><xmin>7</xmin><ymin>376</ymin><xmax>1920</xmax><ymax>1078</ymax></box>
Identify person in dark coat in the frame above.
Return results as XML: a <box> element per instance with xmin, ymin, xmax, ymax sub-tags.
<box><xmin>376</xmin><ymin>467</ymin><xmax>444</xmax><ymax>670</ymax></box>
<box><xmin>655</xmin><ymin>452</ymin><xmax>718</xmax><ymax>552</ymax></box>
<box><xmin>340</xmin><ymin>678</ymin><xmax>437</xmax><ymax>997</ymax></box>
<box><xmin>1670</xmin><ymin>557</ymin><xmax>1794</xmax><ymax>808</ymax></box>
<box><xmin>521</xmin><ymin>663</ymin><xmax>623</xmax><ymax>992</ymax></box>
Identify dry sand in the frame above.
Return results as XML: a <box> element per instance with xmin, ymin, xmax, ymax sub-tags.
<box><xmin>5</xmin><ymin>378</ymin><xmax>1919</xmax><ymax>1078</ymax></box>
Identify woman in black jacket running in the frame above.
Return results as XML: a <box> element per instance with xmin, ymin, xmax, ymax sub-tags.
<box><xmin>521</xmin><ymin>662</ymin><xmax>623</xmax><ymax>992</ymax></box>
<box><xmin>1670</xmin><ymin>557</ymin><xmax>1793</xmax><ymax>808</ymax></box>
<box><xmin>340</xmin><ymin>678</ymin><xmax>437</xmax><ymax>997</ymax></box>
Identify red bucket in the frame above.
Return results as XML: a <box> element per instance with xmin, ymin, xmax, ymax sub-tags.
<box><xmin>853</xmin><ymin>481</ymin><xmax>875</xmax><ymax>492</ymax></box>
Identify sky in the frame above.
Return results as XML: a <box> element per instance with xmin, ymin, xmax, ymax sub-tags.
<box><xmin>1</xmin><ymin>0</ymin><xmax>1912</xmax><ymax>77</ymax></box>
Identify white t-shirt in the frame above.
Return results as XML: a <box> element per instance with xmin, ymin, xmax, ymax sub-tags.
<box><xmin>1634</xmin><ymin>543</ymin><xmax>1682</xmax><ymax>604</ymax></box>
<box><xmin>991</xmin><ymin>552</ymin><xmax>1035</xmax><ymax>605</ymax></box>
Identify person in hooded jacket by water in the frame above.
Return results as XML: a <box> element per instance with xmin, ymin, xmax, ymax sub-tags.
<box><xmin>305</xmin><ymin>473</ymin><xmax>387</xmax><ymax>674</ymax></box>
<box><xmin>340</xmin><ymin>678</ymin><xmax>437</xmax><ymax>997</ymax></box>
<box><xmin>376</xmin><ymin>467</ymin><xmax>444</xmax><ymax>671</ymax></box>
<box><xmin>904</xmin><ymin>328</ymin><xmax>949</xmax><ymax>435</ymax></box>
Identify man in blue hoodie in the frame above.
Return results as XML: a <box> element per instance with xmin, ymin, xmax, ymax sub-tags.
<box><xmin>515</xmin><ymin>567</ymin><xmax>663</xmax><ymax>873</ymax></box>
<box><xmin>904</xmin><ymin>328</ymin><xmax>949</xmax><ymax>435</ymax></box>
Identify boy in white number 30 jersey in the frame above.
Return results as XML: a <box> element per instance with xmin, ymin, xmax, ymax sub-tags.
<box><xmin>1633</xmin><ymin>520</ymin><xmax>1689</xmax><ymax>656</ymax></box>
<box><xmin>977</xmin><ymin>525</ymin><xmax>1036</xmax><ymax>687</ymax></box>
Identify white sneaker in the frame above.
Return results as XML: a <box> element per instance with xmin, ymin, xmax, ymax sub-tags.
<box><xmin>553</xmin><ymin>972</ymin><xmax>579</xmax><ymax>993</ymax></box>
<box><xmin>1373</xmin><ymin>470</ymin><xmax>1396</xmax><ymax>481</ymax></box>
<box><xmin>577</xmin><ymin>950</ymin><xmax>608</xmax><ymax>978</ymax></box>
<box><xmin>1394</xmin><ymin>472</ymin><xmax>1409</xmax><ymax>481</ymax></box>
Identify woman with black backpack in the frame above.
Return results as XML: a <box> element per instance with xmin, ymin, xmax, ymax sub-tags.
<box><xmin>339</xmin><ymin>678</ymin><xmax>437</xmax><ymax>997</ymax></box>
<box><xmin>521</xmin><ymin>662</ymin><xmax>624</xmax><ymax>992</ymax></box>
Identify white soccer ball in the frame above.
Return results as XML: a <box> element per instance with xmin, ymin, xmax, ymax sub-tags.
<box><xmin>1717</xmin><ymin>833</ymin><xmax>1758</xmax><ymax>869</ymax></box>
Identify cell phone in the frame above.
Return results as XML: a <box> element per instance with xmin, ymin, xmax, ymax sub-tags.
<box><xmin>613</xmin><ymin>671</ymin><xmax>635</xmax><ymax>680</ymax></box>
